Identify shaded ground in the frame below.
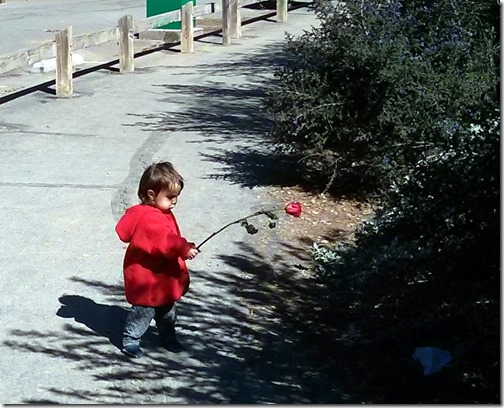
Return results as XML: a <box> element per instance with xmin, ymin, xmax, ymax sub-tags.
<box><xmin>221</xmin><ymin>185</ymin><xmax>473</xmax><ymax>404</ymax></box>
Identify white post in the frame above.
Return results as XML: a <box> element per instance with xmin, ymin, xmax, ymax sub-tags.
<box><xmin>55</xmin><ymin>27</ymin><xmax>73</xmax><ymax>96</ymax></box>
<box><xmin>222</xmin><ymin>0</ymin><xmax>231</xmax><ymax>45</ymax></box>
<box><xmin>181</xmin><ymin>1</ymin><xmax>194</xmax><ymax>53</ymax></box>
<box><xmin>230</xmin><ymin>0</ymin><xmax>241</xmax><ymax>38</ymax></box>
<box><xmin>119</xmin><ymin>14</ymin><xmax>134</xmax><ymax>73</ymax></box>
<box><xmin>277</xmin><ymin>0</ymin><xmax>287</xmax><ymax>23</ymax></box>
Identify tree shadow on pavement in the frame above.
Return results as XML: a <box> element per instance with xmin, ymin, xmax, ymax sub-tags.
<box><xmin>211</xmin><ymin>241</ymin><xmax>446</xmax><ymax>404</ymax></box>
<box><xmin>4</xmin><ymin>234</ymin><xmax>439</xmax><ymax>403</ymax></box>
<box><xmin>124</xmin><ymin>42</ymin><xmax>305</xmax><ymax>190</ymax></box>
<box><xmin>56</xmin><ymin>295</ymin><xmax>157</xmax><ymax>350</ymax></box>
<box><xmin>3</xmin><ymin>241</ymin><xmax>358</xmax><ymax>404</ymax></box>
<box><xmin>127</xmin><ymin>82</ymin><xmax>273</xmax><ymax>138</ymax></box>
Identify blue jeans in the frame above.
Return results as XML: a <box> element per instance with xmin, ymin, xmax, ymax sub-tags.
<box><xmin>123</xmin><ymin>303</ymin><xmax>177</xmax><ymax>348</ymax></box>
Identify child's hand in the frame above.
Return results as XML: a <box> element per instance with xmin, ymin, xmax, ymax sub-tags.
<box><xmin>186</xmin><ymin>246</ymin><xmax>200</xmax><ymax>260</ymax></box>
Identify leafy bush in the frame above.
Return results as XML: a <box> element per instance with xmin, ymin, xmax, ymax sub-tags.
<box><xmin>264</xmin><ymin>0</ymin><xmax>499</xmax><ymax>195</ymax></box>
<box><xmin>266</xmin><ymin>0</ymin><xmax>500</xmax><ymax>402</ymax></box>
<box><xmin>312</xmin><ymin>118</ymin><xmax>499</xmax><ymax>401</ymax></box>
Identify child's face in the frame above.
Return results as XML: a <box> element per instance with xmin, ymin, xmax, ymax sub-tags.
<box><xmin>147</xmin><ymin>185</ymin><xmax>181</xmax><ymax>212</ymax></box>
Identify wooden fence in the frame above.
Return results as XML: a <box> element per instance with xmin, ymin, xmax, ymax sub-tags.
<box><xmin>0</xmin><ymin>0</ymin><xmax>290</xmax><ymax>97</ymax></box>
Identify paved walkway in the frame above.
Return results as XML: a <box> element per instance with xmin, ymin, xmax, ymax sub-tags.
<box><xmin>0</xmin><ymin>3</ymin><xmax>339</xmax><ymax>404</ymax></box>
<box><xmin>0</xmin><ymin>0</ymin><xmax>146</xmax><ymax>56</ymax></box>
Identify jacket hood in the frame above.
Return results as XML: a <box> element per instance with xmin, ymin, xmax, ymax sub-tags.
<box><xmin>115</xmin><ymin>204</ymin><xmax>159</xmax><ymax>243</ymax></box>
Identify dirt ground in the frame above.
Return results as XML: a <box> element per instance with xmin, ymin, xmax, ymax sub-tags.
<box><xmin>262</xmin><ymin>185</ymin><xmax>375</xmax><ymax>256</ymax></box>
<box><xmin>229</xmin><ymin>185</ymin><xmax>378</xmax><ymax>402</ymax></box>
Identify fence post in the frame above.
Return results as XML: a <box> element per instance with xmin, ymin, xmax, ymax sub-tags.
<box><xmin>230</xmin><ymin>0</ymin><xmax>241</xmax><ymax>38</ymax></box>
<box><xmin>119</xmin><ymin>14</ymin><xmax>134</xmax><ymax>73</ymax></box>
<box><xmin>222</xmin><ymin>0</ymin><xmax>231</xmax><ymax>45</ymax></box>
<box><xmin>55</xmin><ymin>27</ymin><xmax>73</xmax><ymax>97</ymax></box>
<box><xmin>276</xmin><ymin>0</ymin><xmax>287</xmax><ymax>22</ymax></box>
<box><xmin>181</xmin><ymin>1</ymin><xmax>194</xmax><ymax>53</ymax></box>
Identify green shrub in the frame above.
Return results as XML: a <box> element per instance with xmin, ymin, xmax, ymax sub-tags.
<box><xmin>264</xmin><ymin>0</ymin><xmax>499</xmax><ymax>195</ymax></box>
<box><xmin>312</xmin><ymin>117</ymin><xmax>499</xmax><ymax>401</ymax></box>
<box><xmin>267</xmin><ymin>0</ymin><xmax>500</xmax><ymax>402</ymax></box>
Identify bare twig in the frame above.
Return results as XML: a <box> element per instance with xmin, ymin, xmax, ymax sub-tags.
<box><xmin>322</xmin><ymin>158</ymin><xmax>339</xmax><ymax>195</ymax></box>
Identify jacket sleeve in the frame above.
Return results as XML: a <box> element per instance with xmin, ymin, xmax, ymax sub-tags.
<box><xmin>115</xmin><ymin>213</ymin><xmax>133</xmax><ymax>243</ymax></box>
<box><xmin>131</xmin><ymin>211</ymin><xmax>192</xmax><ymax>259</ymax></box>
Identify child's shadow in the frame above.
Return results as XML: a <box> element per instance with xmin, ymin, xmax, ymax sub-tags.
<box><xmin>56</xmin><ymin>295</ymin><xmax>158</xmax><ymax>349</ymax></box>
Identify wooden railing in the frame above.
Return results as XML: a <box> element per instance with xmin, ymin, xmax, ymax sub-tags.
<box><xmin>0</xmin><ymin>0</ymin><xmax>289</xmax><ymax>96</ymax></box>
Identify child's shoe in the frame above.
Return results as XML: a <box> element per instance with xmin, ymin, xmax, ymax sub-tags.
<box><xmin>121</xmin><ymin>344</ymin><xmax>145</xmax><ymax>358</ymax></box>
<box><xmin>161</xmin><ymin>338</ymin><xmax>184</xmax><ymax>353</ymax></box>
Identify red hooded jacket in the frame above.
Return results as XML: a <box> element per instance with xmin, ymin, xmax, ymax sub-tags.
<box><xmin>115</xmin><ymin>204</ymin><xmax>193</xmax><ymax>306</ymax></box>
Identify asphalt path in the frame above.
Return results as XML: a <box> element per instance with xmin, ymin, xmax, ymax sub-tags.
<box><xmin>0</xmin><ymin>0</ymin><xmax>146</xmax><ymax>55</ymax></box>
<box><xmin>0</xmin><ymin>3</ymin><xmax>332</xmax><ymax>404</ymax></box>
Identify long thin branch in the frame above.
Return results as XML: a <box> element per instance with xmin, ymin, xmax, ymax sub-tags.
<box><xmin>196</xmin><ymin>208</ymin><xmax>284</xmax><ymax>250</ymax></box>
<box><xmin>361</xmin><ymin>0</ymin><xmax>369</xmax><ymax>36</ymax></box>
<box><xmin>196</xmin><ymin>218</ymin><xmax>249</xmax><ymax>250</ymax></box>
<box><xmin>294</xmin><ymin>102</ymin><xmax>341</xmax><ymax>122</ymax></box>
<box><xmin>322</xmin><ymin>158</ymin><xmax>339</xmax><ymax>195</ymax></box>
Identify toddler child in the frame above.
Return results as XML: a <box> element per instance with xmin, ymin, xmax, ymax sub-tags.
<box><xmin>115</xmin><ymin>161</ymin><xmax>199</xmax><ymax>358</ymax></box>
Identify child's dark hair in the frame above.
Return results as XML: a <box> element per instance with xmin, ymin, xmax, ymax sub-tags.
<box><xmin>138</xmin><ymin>161</ymin><xmax>184</xmax><ymax>203</ymax></box>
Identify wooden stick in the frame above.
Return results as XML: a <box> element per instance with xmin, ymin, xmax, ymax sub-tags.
<box><xmin>55</xmin><ymin>27</ymin><xmax>73</xmax><ymax>97</ymax></box>
<box><xmin>181</xmin><ymin>1</ymin><xmax>194</xmax><ymax>53</ymax></box>
<box><xmin>222</xmin><ymin>0</ymin><xmax>231</xmax><ymax>45</ymax></box>
<box><xmin>277</xmin><ymin>0</ymin><xmax>287</xmax><ymax>23</ymax></box>
<box><xmin>119</xmin><ymin>14</ymin><xmax>134</xmax><ymax>73</ymax></box>
<box><xmin>134</xmin><ymin>9</ymin><xmax>181</xmax><ymax>33</ymax></box>
<box><xmin>193</xmin><ymin>3</ymin><xmax>217</xmax><ymax>17</ymax></box>
<box><xmin>74</xmin><ymin>28</ymin><xmax>118</xmax><ymax>51</ymax></box>
<box><xmin>0</xmin><ymin>41</ymin><xmax>55</xmax><ymax>75</ymax></box>
<box><xmin>230</xmin><ymin>0</ymin><xmax>242</xmax><ymax>38</ymax></box>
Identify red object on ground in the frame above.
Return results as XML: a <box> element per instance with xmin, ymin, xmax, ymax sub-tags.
<box><xmin>285</xmin><ymin>202</ymin><xmax>302</xmax><ymax>217</ymax></box>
